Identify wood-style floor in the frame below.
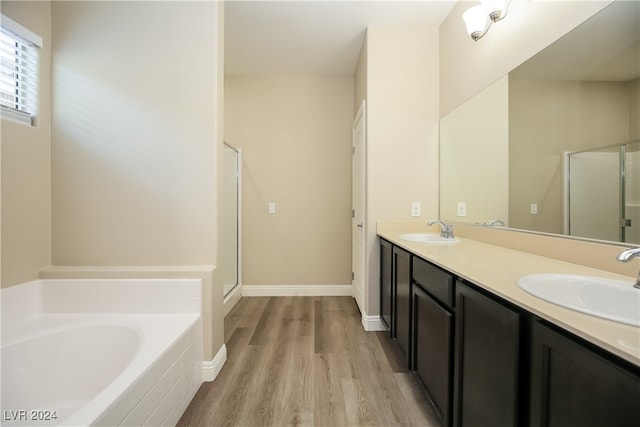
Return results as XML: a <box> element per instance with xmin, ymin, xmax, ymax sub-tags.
<box><xmin>178</xmin><ymin>296</ymin><xmax>441</xmax><ymax>427</ymax></box>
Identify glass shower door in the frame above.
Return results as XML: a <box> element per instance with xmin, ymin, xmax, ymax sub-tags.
<box><xmin>568</xmin><ymin>141</ymin><xmax>639</xmax><ymax>244</ymax></box>
<box><xmin>223</xmin><ymin>143</ymin><xmax>241</xmax><ymax>297</ymax></box>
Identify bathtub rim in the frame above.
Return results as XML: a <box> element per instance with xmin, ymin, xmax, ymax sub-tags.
<box><xmin>1</xmin><ymin>313</ymin><xmax>201</xmax><ymax>426</ymax></box>
<box><xmin>1</xmin><ymin>277</ymin><xmax>205</xmax><ymax>426</ymax></box>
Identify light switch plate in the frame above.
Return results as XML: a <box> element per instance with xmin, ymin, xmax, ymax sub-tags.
<box><xmin>268</xmin><ymin>202</ymin><xmax>276</xmax><ymax>214</ymax></box>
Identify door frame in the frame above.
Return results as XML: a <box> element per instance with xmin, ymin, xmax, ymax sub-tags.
<box><xmin>352</xmin><ymin>100</ymin><xmax>366</xmax><ymax>314</ymax></box>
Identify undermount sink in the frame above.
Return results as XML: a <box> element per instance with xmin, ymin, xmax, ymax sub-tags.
<box><xmin>398</xmin><ymin>233</ymin><xmax>459</xmax><ymax>244</ymax></box>
<box><xmin>517</xmin><ymin>274</ymin><xmax>640</xmax><ymax>326</ymax></box>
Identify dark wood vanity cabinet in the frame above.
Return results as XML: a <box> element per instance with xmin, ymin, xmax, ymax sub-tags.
<box><xmin>412</xmin><ymin>257</ymin><xmax>455</xmax><ymax>427</ymax></box>
<box><xmin>453</xmin><ymin>281</ymin><xmax>522</xmax><ymax>427</ymax></box>
<box><xmin>393</xmin><ymin>245</ymin><xmax>412</xmax><ymax>365</ymax></box>
<box><xmin>378</xmin><ymin>237</ymin><xmax>640</xmax><ymax>427</ymax></box>
<box><xmin>380</xmin><ymin>238</ymin><xmax>393</xmax><ymax>333</ymax></box>
<box><xmin>529</xmin><ymin>321</ymin><xmax>640</xmax><ymax>427</ymax></box>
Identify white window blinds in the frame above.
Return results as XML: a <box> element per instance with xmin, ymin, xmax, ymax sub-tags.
<box><xmin>0</xmin><ymin>15</ymin><xmax>42</xmax><ymax>125</ymax></box>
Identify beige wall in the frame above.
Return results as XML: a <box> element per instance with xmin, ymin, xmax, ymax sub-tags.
<box><xmin>354</xmin><ymin>37</ymin><xmax>367</xmax><ymax>116</ymax></box>
<box><xmin>49</xmin><ymin>1</ymin><xmax>224</xmax><ymax>360</ymax></box>
<box><xmin>440</xmin><ymin>75</ymin><xmax>509</xmax><ymax>225</ymax></box>
<box><xmin>439</xmin><ymin>0</ymin><xmax>611</xmax><ymax>117</ymax></box>
<box><xmin>51</xmin><ymin>1</ymin><xmax>217</xmax><ymax>266</ymax></box>
<box><xmin>362</xmin><ymin>26</ymin><xmax>440</xmax><ymax>315</ymax></box>
<box><xmin>224</xmin><ymin>75</ymin><xmax>353</xmax><ymax>287</ymax></box>
<box><xmin>1</xmin><ymin>1</ymin><xmax>52</xmax><ymax>288</ymax></box>
<box><xmin>213</xmin><ymin>1</ymin><xmax>226</xmax><ymax>354</ymax></box>
<box><xmin>631</xmin><ymin>78</ymin><xmax>640</xmax><ymax>141</ymax></box>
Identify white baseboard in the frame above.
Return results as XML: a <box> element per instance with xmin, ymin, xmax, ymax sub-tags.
<box><xmin>202</xmin><ymin>344</ymin><xmax>227</xmax><ymax>382</ymax></box>
<box><xmin>242</xmin><ymin>284</ymin><xmax>352</xmax><ymax>297</ymax></box>
<box><xmin>361</xmin><ymin>314</ymin><xmax>387</xmax><ymax>331</ymax></box>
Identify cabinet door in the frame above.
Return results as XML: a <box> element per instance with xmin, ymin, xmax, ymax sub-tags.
<box><xmin>393</xmin><ymin>246</ymin><xmax>411</xmax><ymax>366</ymax></box>
<box><xmin>453</xmin><ymin>281</ymin><xmax>521</xmax><ymax>427</ymax></box>
<box><xmin>529</xmin><ymin>321</ymin><xmax>640</xmax><ymax>427</ymax></box>
<box><xmin>380</xmin><ymin>239</ymin><xmax>393</xmax><ymax>333</ymax></box>
<box><xmin>414</xmin><ymin>285</ymin><xmax>454</xmax><ymax>427</ymax></box>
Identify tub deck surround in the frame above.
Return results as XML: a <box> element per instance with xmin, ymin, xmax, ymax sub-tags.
<box><xmin>38</xmin><ymin>265</ymin><xmax>222</xmax><ymax>366</ymax></box>
<box><xmin>1</xmin><ymin>279</ymin><xmax>204</xmax><ymax>427</ymax></box>
<box><xmin>377</xmin><ymin>221</ymin><xmax>640</xmax><ymax>366</ymax></box>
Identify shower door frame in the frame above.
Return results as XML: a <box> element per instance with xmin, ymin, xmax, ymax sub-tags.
<box><xmin>223</xmin><ymin>142</ymin><xmax>242</xmax><ymax>308</ymax></box>
<box><xmin>563</xmin><ymin>143</ymin><xmax>634</xmax><ymax>243</ymax></box>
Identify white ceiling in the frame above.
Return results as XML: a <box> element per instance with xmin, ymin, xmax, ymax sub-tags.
<box><xmin>224</xmin><ymin>0</ymin><xmax>456</xmax><ymax>75</ymax></box>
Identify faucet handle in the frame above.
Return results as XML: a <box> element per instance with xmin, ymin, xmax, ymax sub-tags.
<box><xmin>427</xmin><ymin>220</ymin><xmax>455</xmax><ymax>239</ymax></box>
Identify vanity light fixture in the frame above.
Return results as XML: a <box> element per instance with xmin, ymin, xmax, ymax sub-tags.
<box><xmin>463</xmin><ymin>0</ymin><xmax>511</xmax><ymax>41</ymax></box>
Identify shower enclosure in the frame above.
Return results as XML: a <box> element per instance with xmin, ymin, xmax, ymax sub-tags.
<box><xmin>566</xmin><ymin>141</ymin><xmax>639</xmax><ymax>244</ymax></box>
<box><xmin>223</xmin><ymin>143</ymin><xmax>241</xmax><ymax>297</ymax></box>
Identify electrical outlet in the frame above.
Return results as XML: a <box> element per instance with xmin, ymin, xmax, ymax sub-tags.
<box><xmin>457</xmin><ymin>202</ymin><xmax>467</xmax><ymax>217</ymax></box>
<box><xmin>530</xmin><ymin>203</ymin><xmax>538</xmax><ymax>215</ymax></box>
<box><xmin>411</xmin><ymin>202</ymin><xmax>421</xmax><ymax>217</ymax></box>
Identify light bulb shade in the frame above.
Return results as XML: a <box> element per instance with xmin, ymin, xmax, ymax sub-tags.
<box><xmin>462</xmin><ymin>5</ymin><xmax>489</xmax><ymax>38</ymax></box>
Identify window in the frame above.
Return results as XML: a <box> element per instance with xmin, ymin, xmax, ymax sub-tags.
<box><xmin>1</xmin><ymin>14</ymin><xmax>42</xmax><ymax>125</ymax></box>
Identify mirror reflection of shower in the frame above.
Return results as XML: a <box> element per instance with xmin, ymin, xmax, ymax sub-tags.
<box><xmin>566</xmin><ymin>141</ymin><xmax>640</xmax><ymax>244</ymax></box>
<box><xmin>223</xmin><ymin>143</ymin><xmax>241</xmax><ymax>297</ymax></box>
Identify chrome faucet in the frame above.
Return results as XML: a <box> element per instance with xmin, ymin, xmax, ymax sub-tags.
<box><xmin>476</xmin><ymin>219</ymin><xmax>505</xmax><ymax>227</ymax></box>
<box><xmin>616</xmin><ymin>247</ymin><xmax>640</xmax><ymax>289</ymax></box>
<box><xmin>428</xmin><ymin>220</ymin><xmax>455</xmax><ymax>239</ymax></box>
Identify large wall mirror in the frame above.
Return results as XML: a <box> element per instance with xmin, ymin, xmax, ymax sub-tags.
<box><xmin>440</xmin><ymin>0</ymin><xmax>639</xmax><ymax>245</ymax></box>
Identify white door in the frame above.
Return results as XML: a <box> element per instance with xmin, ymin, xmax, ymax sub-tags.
<box><xmin>352</xmin><ymin>101</ymin><xmax>366</xmax><ymax>313</ymax></box>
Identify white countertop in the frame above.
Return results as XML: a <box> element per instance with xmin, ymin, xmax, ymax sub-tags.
<box><xmin>377</xmin><ymin>229</ymin><xmax>640</xmax><ymax>366</ymax></box>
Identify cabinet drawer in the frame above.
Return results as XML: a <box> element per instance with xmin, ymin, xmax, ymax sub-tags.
<box><xmin>412</xmin><ymin>257</ymin><xmax>454</xmax><ymax>308</ymax></box>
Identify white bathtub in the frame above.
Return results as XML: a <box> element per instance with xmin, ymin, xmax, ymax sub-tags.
<box><xmin>1</xmin><ymin>279</ymin><xmax>203</xmax><ymax>426</ymax></box>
